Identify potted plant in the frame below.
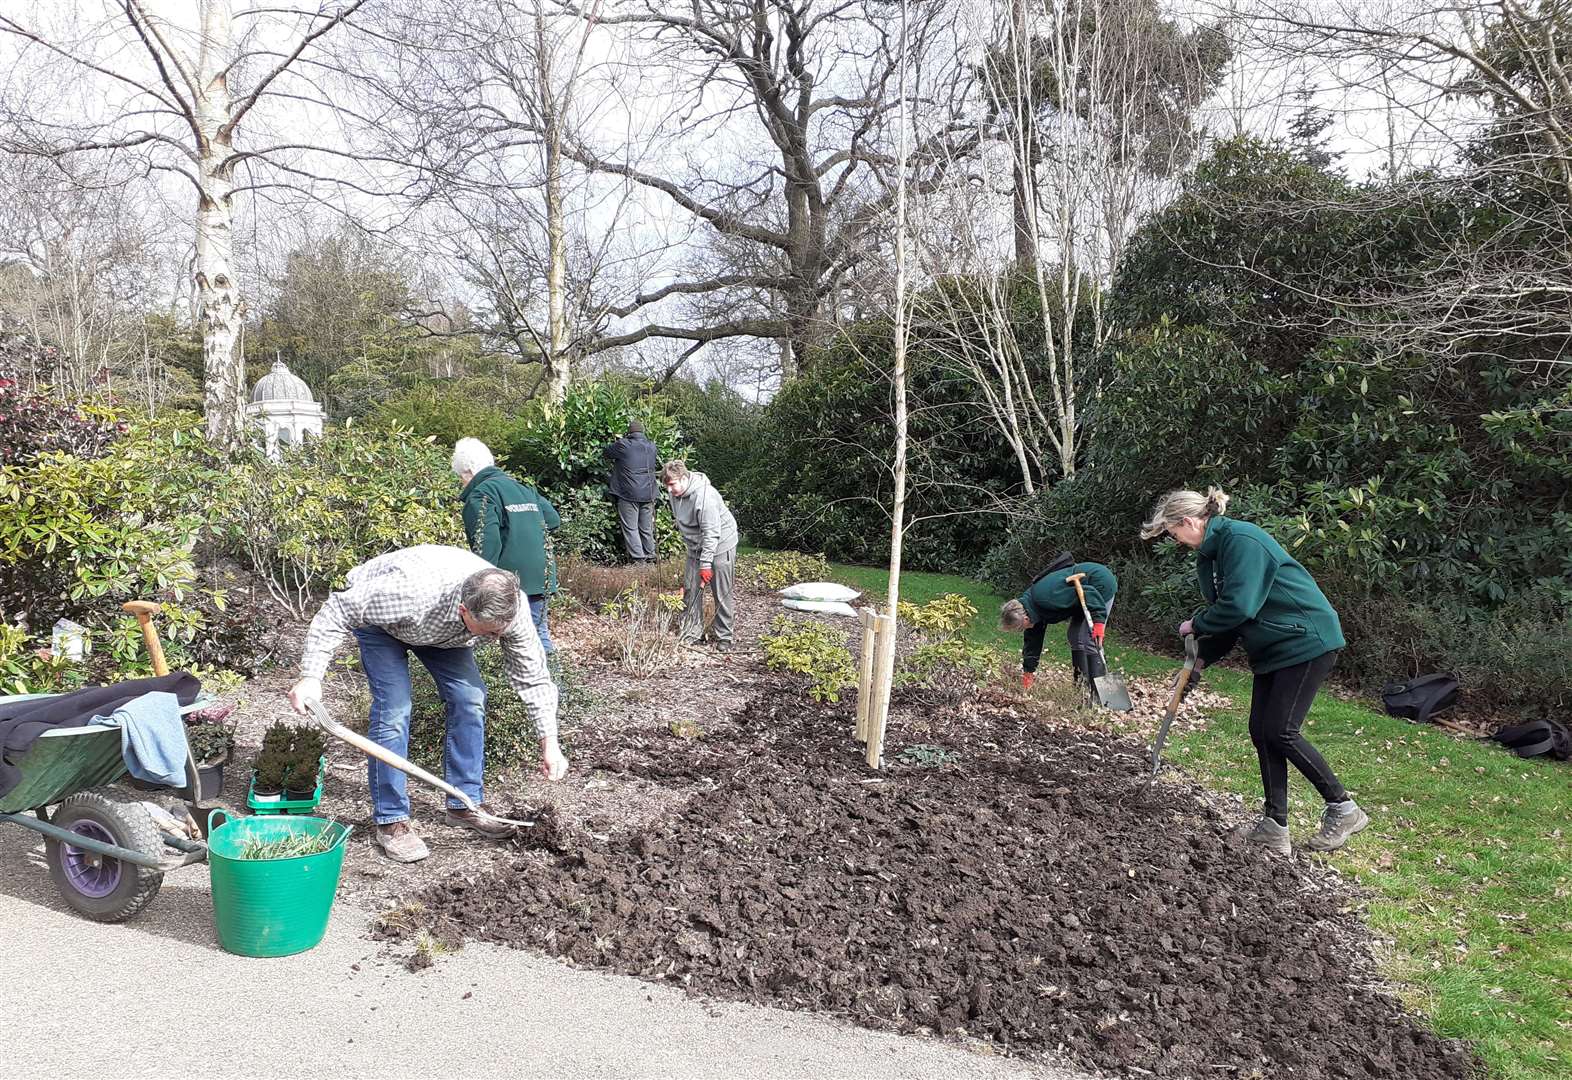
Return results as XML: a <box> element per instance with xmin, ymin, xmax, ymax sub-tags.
<box><xmin>284</xmin><ymin>753</ymin><xmax>321</xmax><ymax>802</ymax></box>
<box><xmin>297</xmin><ymin>727</ymin><xmax>326</xmax><ymax>761</ymax></box>
<box><xmin>259</xmin><ymin>720</ymin><xmax>292</xmax><ymax>758</ymax></box>
<box><xmin>251</xmin><ymin>751</ymin><xmax>288</xmax><ymax>801</ymax></box>
<box><xmin>249</xmin><ymin>720</ymin><xmax>328</xmax><ymax>812</ymax></box>
<box><xmin>185</xmin><ymin>721</ymin><xmax>235</xmax><ymax>800</ymax></box>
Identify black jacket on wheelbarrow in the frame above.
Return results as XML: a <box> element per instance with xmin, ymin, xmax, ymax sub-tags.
<box><xmin>0</xmin><ymin>672</ymin><xmax>200</xmax><ymax>798</ymax></box>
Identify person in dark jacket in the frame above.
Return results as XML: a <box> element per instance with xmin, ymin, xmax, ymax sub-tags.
<box><xmin>602</xmin><ymin>420</ymin><xmax>660</xmax><ymax>562</ymax></box>
<box><xmin>453</xmin><ymin>438</ymin><xmax>561</xmax><ymax>653</ymax></box>
<box><xmin>1141</xmin><ymin>485</ymin><xmax>1369</xmax><ymax>855</ymax></box>
<box><xmin>999</xmin><ymin>555</ymin><xmax>1117</xmax><ymax>695</ymax></box>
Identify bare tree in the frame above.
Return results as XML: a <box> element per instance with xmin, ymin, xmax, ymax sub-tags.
<box><xmin>557</xmin><ymin>0</ymin><xmax>956</xmax><ymax>381</ymax></box>
<box><xmin>0</xmin><ymin>152</ymin><xmax>174</xmax><ymax>398</ymax></box>
<box><xmin>889</xmin><ymin>0</ymin><xmax>1227</xmax><ymax>486</ymax></box>
<box><xmin>1195</xmin><ymin>0</ymin><xmax>1572</xmax><ymax>366</ymax></box>
<box><xmin>345</xmin><ymin>0</ymin><xmax>640</xmax><ymax>402</ymax></box>
<box><xmin>0</xmin><ymin>1</ymin><xmax>368</xmax><ymax>445</ymax></box>
<box><xmin>858</xmin><ymin>0</ymin><xmax>915</xmax><ymax>770</ymax></box>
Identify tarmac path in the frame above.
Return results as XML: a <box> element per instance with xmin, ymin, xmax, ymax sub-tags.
<box><xmin>0</xmin><ymin>824</ymin><xmax>1099</xmax><ymax>1080</ymax></box>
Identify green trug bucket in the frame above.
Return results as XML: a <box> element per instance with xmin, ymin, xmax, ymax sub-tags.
<box><xmin>207</xmin><ymin>813</ymin><xmax>352</xmax><ymax>957</ymax></box>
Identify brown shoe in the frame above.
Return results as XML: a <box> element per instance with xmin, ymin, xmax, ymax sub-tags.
<box><xmin>444</xmin><ymin>803</ymin><xmax>517</xmax><ymax>840</ymax></box>
<box><xmin>373</xmin><ymin>820</ymin><xmax>430</xmax><ymax>863</ymax></box>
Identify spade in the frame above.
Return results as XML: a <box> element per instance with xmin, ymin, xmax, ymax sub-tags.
<box><xmin>1066</xmin><ymin>572</ymin><xmax>1132</xmax><ymax>712</ymax></box>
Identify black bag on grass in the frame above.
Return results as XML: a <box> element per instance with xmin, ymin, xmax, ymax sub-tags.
<box><xmin>1380</xmin><ymin>673</ymin><xmax>1459</xmax><ymax>725</ymax></box>
<box><xmin>1491</xmin><ymin>719</ymin><xmax>1572</xmax><ymax>761</ymax></box>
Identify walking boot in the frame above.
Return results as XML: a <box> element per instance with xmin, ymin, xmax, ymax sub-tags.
<box><xmin>445</xmin><ymin>802</ymin><xmax>518</xmax><ymax>840</ymax></box>
<box><xmin>373</xmin><ymin>820</ymin><xmax>430</xmax><ymax>863</ymax></box>
<box><xmin>1303</xmin><ymin>799</ymin><xmax>1370</xmax><ymax>852</ymax></box>
<box><xmin>1235</xmin><ymin>814</ymin><xmax>1292</xmax><ymax>856</ymax></box>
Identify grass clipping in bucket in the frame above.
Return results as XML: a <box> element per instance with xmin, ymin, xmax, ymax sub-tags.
<box><xmin>238</xmin><ymin>829</ymin><xmax>339</xmax><ymax>860</ymax></box>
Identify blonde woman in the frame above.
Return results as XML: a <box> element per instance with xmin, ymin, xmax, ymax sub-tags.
<box><xmin>1141</xmin><ymin>487</ymin><xmax>1368</xmax><ymax>855</ymax></box>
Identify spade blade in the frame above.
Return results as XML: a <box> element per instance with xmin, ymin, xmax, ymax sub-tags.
<box><xmin>1094</xmin><ymin>670</ymin><xmax>1133</xmax><ymax>712</ymax></box>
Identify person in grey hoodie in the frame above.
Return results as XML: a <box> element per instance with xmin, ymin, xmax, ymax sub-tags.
<box><xmin>661</xmin><ymin>460</ymin><xmax>739</xmax><ymax>651</ymax></box>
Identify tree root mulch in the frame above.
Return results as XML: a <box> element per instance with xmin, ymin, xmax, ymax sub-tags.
<box><xmin>376</xmin><ymin>687</ymin><xmax>1479</xmax><ymax>1080</ymax></box>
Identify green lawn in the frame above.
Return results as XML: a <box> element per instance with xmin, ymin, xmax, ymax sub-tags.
<box><xmin>824</xmin><ymin>557</ymin><xmax>1572</xmax><ymax>1080</ymax></box>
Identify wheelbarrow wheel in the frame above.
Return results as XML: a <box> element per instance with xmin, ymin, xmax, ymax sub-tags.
<box><xmin>44</xmin><ymin>788</ymin><xmax>164</xmax><ymax>923</ymax></box>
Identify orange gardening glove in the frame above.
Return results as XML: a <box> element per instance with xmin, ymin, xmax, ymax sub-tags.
<box><xmin>1021</xmin><ymin>672</ymin><xmax>1035</xmax><ymax>690</ymax></box>
<box><xmin>1091</xmin><ymin>622</ymin><xmax>1106</xmax><ymax>647</ymax></box>
<box><xmin>699</xmin><ymin>567</ymin><xmax>713</xmax><ymax>586</ymax></box>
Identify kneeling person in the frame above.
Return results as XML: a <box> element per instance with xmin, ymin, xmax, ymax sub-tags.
<box><xmin>1000</xmin><ymin>556</ymin><xmax>1117</xmax><ymax>695</ymax></box>
<box><xmin>287</xmin><ymin>545</ymin><xmax>569</xmax><ymax>863</ymax></box>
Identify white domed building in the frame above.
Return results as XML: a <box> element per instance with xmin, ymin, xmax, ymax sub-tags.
<box><xmin>247</xmin><ymin>358</ymin><xmax>325</xmax><ymax>457</ymax></box>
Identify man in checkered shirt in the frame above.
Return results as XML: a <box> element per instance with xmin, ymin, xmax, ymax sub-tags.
<box><xmin>288</xmin><ymin>545</ymin><xmax>568</xmax><ymax>863</ymax></box>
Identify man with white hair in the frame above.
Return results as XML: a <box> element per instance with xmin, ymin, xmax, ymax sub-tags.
<box><xmin>452</xmin><ymin>437</ymin><xmax>561</xmax><ymax>653</ymax></box>
<box><xmin>288</xmin><ymin>545</ymin><xmax>569</xmax><ymax>863</ymax></box>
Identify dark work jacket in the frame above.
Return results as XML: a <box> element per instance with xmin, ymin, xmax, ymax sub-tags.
<box><xmin>1193</xmin><ymin>516</ymin><xmax>1345</xmax><ymax>674</ymax></box>
<box><xmin>460</xmin><ymin>466</ymin><xmax>560</xmax><ymax>597</ymax></box>
<box><xmin>0</xmin><ymin>672</ymin><xmax>201</xmax><ymax>799</ymax></box>
<box><xmin>1018</xmin><ymin>561</ymin><xmax>1117</xmax><ymax>674</ymax></box>
<box><xmin>602</xmin><ymin>434</ymin><xmax>659</xmax><ymax>502</ymax></box>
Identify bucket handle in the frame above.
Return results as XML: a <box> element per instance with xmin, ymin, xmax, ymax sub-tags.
<box><xmin>206</xmin><ymin>807</ymin><xmax>232</xmax><ymax>835</ymax></box>
<box><xmin>320</xmin><ymin>820</ymin><xmax>353</xmax><ymax>852</ymax></box>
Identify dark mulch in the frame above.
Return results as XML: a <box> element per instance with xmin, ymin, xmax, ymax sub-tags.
<box><xmin>375</xmin><ymin>682</ymin><xmax>1479</xmax><ymax>1080</ymax></box>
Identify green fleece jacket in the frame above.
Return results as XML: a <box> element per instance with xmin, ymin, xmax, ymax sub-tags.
<box><xmin>1193</xmin><ymin>516</ymin><xmax>1345</xmax><ymax>674</ymax></box>
<box><xmin>460</xmin><ymin>466</ymin><xmax>560</xmax><ymax>597</ymax></box>
<box><xmin>1017</xmin><ymin>561</ymin><xmax>1117</xmax><ymax>674</ymax></box>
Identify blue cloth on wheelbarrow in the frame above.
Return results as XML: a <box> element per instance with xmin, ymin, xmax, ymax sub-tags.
<box><xmin>90</xmin><ymin>691</ymin><xmax>189</xmax><ymax>787</ymax></box>
<box><xmin>0</xmin><ymin>672</ymin><xmax>201</xmax><ymax>797</ymax></box>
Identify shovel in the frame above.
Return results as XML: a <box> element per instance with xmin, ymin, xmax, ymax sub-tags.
<box><xmin>1148</xmin><ymin>634</ymin><xmax>1200</xmax><ymax>778</ymax></box>
<box><xmin>303</xmin><ymin>697</ymin><xmax>537</xmax><ymax>830</ymax></box>
<box><xmin>1066</xmin><ymin>573</ymin><xmax>1132</xmax><ymax>712</ymax></box>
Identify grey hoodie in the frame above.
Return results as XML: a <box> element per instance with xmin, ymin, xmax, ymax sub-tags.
<box><xmin>667</xmin><ymin>470</ymin><xmax>738</xmax><ymax>568</ymax></box>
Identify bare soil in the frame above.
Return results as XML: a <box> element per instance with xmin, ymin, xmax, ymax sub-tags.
<box><xmin>204</xmin><ymin>570</ymin><xmax>1478</xmax><ymax>1078</ymax></box>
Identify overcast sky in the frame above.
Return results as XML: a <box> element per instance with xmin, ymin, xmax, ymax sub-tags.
<box><xmin>0</xmin><ymin>0</ymin><xmax>1490</xmax><ymax>396</ymax></box>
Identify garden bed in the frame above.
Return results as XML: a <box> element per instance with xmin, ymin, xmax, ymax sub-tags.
<box><xmin>376</xmin><ymin>669</ymin><xmax>1479</xmax><ymax>1079</ymax></box>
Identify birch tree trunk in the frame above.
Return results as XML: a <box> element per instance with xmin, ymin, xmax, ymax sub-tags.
<box><xmin>537</xmin><ymin>0</ymin><xmax>572</xmax><ymax>403</ymax></box>
<box><xmin>871</xmin><ymin>0</ymin><xmax>914</xmax><ymax>767</ymax></box>
<box><xmin>195</xmin><ymin>0</ymin><xmax>245</xmax><ymax>446</ymax></box>
<box><xmin>0</xmin><ymin>0</ymin><xmax>366</xmax><ymax>448</ymax></box>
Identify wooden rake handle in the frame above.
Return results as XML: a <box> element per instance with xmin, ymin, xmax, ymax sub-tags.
<box><xmin>121</xmin><ymin>600</ymin><xmax>168</xmax><ymax>677</ymax></box>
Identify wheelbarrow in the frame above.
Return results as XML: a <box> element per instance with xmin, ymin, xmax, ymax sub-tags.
<box><xmin>0</xmin><ymin>697</ymin><xmax>226</xmax><ymax>922</ymax></box>
<box><xmin>0</xmin><ymin>602</ymin><xmax>227</xmax><ymax>923</ymax></box>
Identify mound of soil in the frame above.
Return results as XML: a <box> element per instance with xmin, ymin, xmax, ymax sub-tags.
<box><xmin>382</xmin><ymin>690</ymin><xmax>1478</xmax><ymax>1080</ymax></box>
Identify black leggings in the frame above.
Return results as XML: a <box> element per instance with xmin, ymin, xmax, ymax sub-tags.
<box><xmin>1249</xmin><ymin>651</ymin><xmax>1347</xmax><ymax>825</ymax></box>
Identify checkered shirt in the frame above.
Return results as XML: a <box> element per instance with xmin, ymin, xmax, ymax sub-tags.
<box><xmin>299</xmin><ymin>545</ymin><xmax>559</xmax><ymax>742</ymax></box>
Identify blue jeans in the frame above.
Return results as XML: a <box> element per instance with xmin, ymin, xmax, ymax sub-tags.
<box><xmin>528</xmin><ymin>594</ymin><xmax>554</xmax><ymax>654</ymax></box>
<box><xmin>353</xmin><ymin>626</ymin><xmax>486</xmax><ymax>825</ymax></box>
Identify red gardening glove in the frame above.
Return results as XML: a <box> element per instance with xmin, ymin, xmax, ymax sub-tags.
<box><xmin>699</xmin><ymin>567</ymin><xmax>713</xmax><ymax>586</ymax></box>
<box><xmin>1021</xmin><ymin>672</ymin><xmax>1035</xmax><ymax>690</ymax></box>
<box><xmin>1091</xmin><ymin>622</ymin><xmax>1106</xmax><ymax>647</ymax></box>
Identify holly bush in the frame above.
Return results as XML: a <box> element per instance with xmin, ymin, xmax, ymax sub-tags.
<box><xmin>896</xmin><ymin>593</ymin><xmax>977</xmax><ymax>639</ymax></box>
<box><xmin>744</xmin><ymin>550</ymin><xmax>830</xmax><ymax>591</ymax></box>
<box><xmin>502</xmin><ymin>379</ymin><xmax>689</xmax><ymax>562</ymax></box>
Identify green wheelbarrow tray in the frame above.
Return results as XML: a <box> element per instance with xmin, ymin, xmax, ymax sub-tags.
<box><xmin>0</xmin><ymin>692</ymin><xmax>228</xmax><ymax>923</ymax></box>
